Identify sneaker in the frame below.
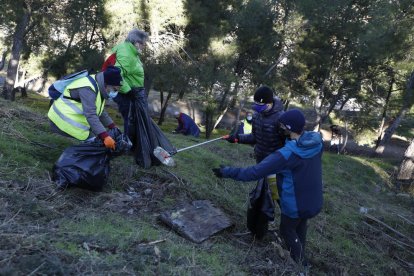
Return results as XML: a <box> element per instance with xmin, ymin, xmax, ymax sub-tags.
<box><xmin>300</xmin><ymin>263</ymin><xmax>310</xmax><ymax>276</ymax></box>
<box><xmin>268</xmin><ymin>220</ymin><xmax>278</xmax><ymax>231</ymax></box>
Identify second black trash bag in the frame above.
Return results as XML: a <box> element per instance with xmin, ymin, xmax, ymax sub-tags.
<box><xmin>129</xmin><ymin>88</ymin><xmax>174</xmax><ymax>168</ymax></box>
<box><xmin>53</xmin><ymin>143</ymin><xmax>110</xmax><ymax>191</ymax></box>
<box><xmin>52</xmin><ymin>129</ymin><xmax>132</xmax><ymax>191</ymax></box>
<box><xmin>246</xmin><ymin>178</ymin><xmax>275</xmax><ymax>239</ymax></box>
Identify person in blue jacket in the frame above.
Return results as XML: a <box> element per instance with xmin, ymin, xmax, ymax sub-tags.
<box><xmin>212</xmin><ymin>109</ymin><xmax>323</xmax><ymax>267</ymax></box>
<box><xmin>173</xmin><ymin>111</ymin><xmax>200</xmax><ymax>137</ymax></box>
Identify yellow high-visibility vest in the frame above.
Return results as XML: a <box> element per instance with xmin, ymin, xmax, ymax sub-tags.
<box><xmin>243</xmin><ymin>119</ymin><xmax>252</xmax><ymax>134</ymax></box>
<box><xmin>48</xmin><ymin>75</ymin><xmax>104</xmax><ymax>140</ymax></box>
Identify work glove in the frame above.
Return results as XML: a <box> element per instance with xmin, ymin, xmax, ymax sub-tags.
<box><xmin>224</xmin><ymin>134</ymin><xmax>238</xmax><ymax>143</ymax></box>
<box><xmin>212</xmin><ymin>165</ymin><xmax>226</xmax><ymax>178</ymax></box>
<box><xmin>103</xmin><ymin>136</ymin><xmax>116</xmax><ymax>150</ymax></box>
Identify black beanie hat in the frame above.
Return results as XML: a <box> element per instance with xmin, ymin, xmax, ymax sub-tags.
<box><xmin>279</xmin><ymin>109</ymin><xmax>306</xmax><ymax>134</ymax></box>
<box><xmin>103</xmin><ymin>66</ymin><xmax>122</xmax><ymax>86</ymax></box>
<box><xmin>254</xmin><ymin>86</ymin><xmax>274</xmax><ymax>104</ymax></box>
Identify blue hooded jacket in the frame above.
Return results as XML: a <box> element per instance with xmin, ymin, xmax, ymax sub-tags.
<box><xmin>221</xmin><ymin>131</ymin><xmax>323</xmax><ymax>219</ymax></box>
<box><xmin>175</xmin><ymin>113</ymin><xmax>200</xmax><ymax>137</ymax></box>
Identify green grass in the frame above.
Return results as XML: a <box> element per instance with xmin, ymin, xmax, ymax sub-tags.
<box><xmin>0</xmin><ymin>94</ymin><xmax>413</xmax><ymax>275</ymax></box>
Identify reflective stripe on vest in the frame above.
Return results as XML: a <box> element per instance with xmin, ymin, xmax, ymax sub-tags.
<box><xmin>243</xmin><ymin>119</ymin><xmax>252</xmax><ymax>134</ymax></box>
<box><xmin>48</xmin><ymin>75</ymin><xmax>105</xmax><ymax>140</ymax></box>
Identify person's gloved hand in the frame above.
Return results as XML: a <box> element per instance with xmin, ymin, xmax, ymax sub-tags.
<box><xmin>224</xmin><ymin>134</ymin><xmax>238</xmax><ymax>143</ymax></box>
<box><xmin>212</xmin><ymin>165</ymin><xmax>226</xmax><ymax>178</ymax></box>
<box><xmin>103</xmin><ymin>136</ymin><xmax>116</xmax><ymax>150</ymax></box>
<box><xmin>212</xmin><ymin>168</ymin><xmax>223</xmax><ymax>178</ymax></box>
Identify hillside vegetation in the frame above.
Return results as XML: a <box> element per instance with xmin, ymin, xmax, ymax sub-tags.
<box><xmin>0</xmin><ymin>96</ymin><xmax>413</xmax><ymax>275</ymax></box>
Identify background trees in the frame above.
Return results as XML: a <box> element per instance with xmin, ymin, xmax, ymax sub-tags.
<box><xmin>0</xmin><ymin>0</ymin><xmax>413</xmax><ymax>159</ymax></box>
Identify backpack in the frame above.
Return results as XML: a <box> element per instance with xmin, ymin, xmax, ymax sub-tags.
<box><xmin>48</xmin><ymin>70</ymin><xmax>98</xmax><ymax>101</ymax></box>
<box><xmin>102</xmin><ymin>53</ymin><xmax>117</xmax><ymax>71</ymax></box>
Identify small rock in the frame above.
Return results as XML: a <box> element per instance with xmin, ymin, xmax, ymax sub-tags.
<box><xmin>121</xmin><ymin>195</ymin><xmax>134</xmax><ymax>202</ymax></box>
<box><xmin>144</xmin><ymin>189</ymin><xmax>152</xmax><ymax>196</ymax></box>
<box><xmin>359</xmin><ymin>207</ymin><xmax>369</xmax><ymax>214</ymax></box>
<box><xmin>83</xmin><ymin>242</ymin><xmax>90</xmax><ymax>251</ymax></box>
<box><xmin>154</xmin><ymin>246</ymin><xmax>161</xmax><ymax>258</ymax></box>
<box><xmin>396</xmin><ymin>193</ymin><xmax>411</xmax><ymax>198</ymax></box>
<box><xmin>127</xmin><ymin>191</ymin><xmax>139</xmax><ymax>198</ymax></box>
<box><xmin>127</xmin><ymin>208</ymin><xmax>134</xmax><ymax>215</ymax></box>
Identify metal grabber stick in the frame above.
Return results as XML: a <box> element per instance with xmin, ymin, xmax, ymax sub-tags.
<box><xmin>153</xmin><ymin>135</ymin><xmax>230</xmax><ymax>166</ymax></box>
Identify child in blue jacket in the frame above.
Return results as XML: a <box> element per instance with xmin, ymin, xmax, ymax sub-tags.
<box><xmin>212</xmin><ymin>109</ymin><xmax>323</xmax><ymax>267</ymax></box>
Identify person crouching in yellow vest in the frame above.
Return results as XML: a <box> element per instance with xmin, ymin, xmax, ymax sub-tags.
<box><xmin>48</xmin><ymin>66</ymin><xmax>123</xmax><ymax>150</ymax></box>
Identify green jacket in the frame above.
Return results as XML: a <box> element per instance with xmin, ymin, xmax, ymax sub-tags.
<box><xmin>112</xmin><ymin>41</ymin><xmax>144</xmax><ymax>94</ymax></box>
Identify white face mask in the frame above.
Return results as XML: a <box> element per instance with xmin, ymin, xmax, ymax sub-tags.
<box><xmin>108</xmin><ymin>90</ymin><xmax>118</xmax><ymax>99</ymax></box>
<box><xmin>247</xmin><ymin>115</ymin><xmax>253</xmax><ymax>120</ymax></box>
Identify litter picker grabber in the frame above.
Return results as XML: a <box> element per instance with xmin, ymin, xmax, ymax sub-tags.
<box><xmin>154</xmin><ymin>135</ymin><xmax>230</xmax><ymax>166</ymax></box>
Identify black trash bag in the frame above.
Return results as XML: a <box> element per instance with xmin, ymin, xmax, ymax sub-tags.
<box><xmin>52</xmin><ymin>129</ymin><xmax>132</xmax><ymax>191</ymax></box>
<box><xmin>246</xmin><ymin>178</ymin><xmax>275</xmax><ymax>239</ymax></box>
<box><xmin>52</xmin><ymin>143</ymin><xmax>109</xmax><ymax>191</ymax></box>
<box><xmin>128</xmin><ymin>88</ymin><xmax>174</xmax><ymax>168</ymax></box>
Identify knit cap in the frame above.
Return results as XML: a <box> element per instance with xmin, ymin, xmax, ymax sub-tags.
<box><xmin>254</xmin><ymin>86</ymin><xmax>274</xmax><ymax>104</ymax></box>
<box><xmin>103</xmin><ymin>66</ymin><xmax>122</xmax><ymax>86</ymax></box>
<box><xmin>279</xmin><ymin>109</ymin><xmax>306</xmax><ymax>134</ymax></box>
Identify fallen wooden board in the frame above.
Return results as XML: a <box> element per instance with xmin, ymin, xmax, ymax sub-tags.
<box><xmin>159</xmin><ymin>200</ymin><xmax>233</xmax><ymax>243</ymax></box>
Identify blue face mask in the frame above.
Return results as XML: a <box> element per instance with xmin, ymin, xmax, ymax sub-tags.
<box><xmin>252</xmin><ymin>103</ymin><xmax>268</xmax><ymax>113</ymax></box>
<box><xmin>108</xmin><ymin>90</ymin><xmax>118</xmax><ymax>99</ymax></box>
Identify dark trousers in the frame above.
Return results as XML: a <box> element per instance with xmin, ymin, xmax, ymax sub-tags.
<box><xmin>113</xmin><ymin>92</ymin><xmax>132</xmax><ymax>136</ymax></box>
<box><xmin>279</xmin><ymin>214</ymin><xmax>308</xmax><ymax>265</ymax></box>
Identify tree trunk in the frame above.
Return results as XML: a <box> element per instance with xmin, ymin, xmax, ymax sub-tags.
<box><xmin>376</xmin><ymin>74</ymin><xmax>394</xmax><ymax>147</ymax></box>
<box><xmin>2</xmin><ymin>7</ymin><xmax>30</xmax><ymax>100</ymax></box>
<box><xmin>213</xmin><ymin>106</ymin><xmax>228</xmax><ymax>129</ymax></box>
<box><xmin>39</xmin><ymin>70</ymin><xmax>49</xmax><ymax>93</ymax></box>
<box><xmin>397</xmin><ymin>138</ymin><xmax>414</xmax><ymax>181</ymax></box>
<box><xmin>233</xmin><ymin>98</ymin><xmax>245</xmax><ymax>134</ymax></box>
<box><xmin>205</xmin><ymin>104</ymin><xmax>215</xmax><ymax>139</ymax></box>
<box><xmin>230</xmin><ymin>82</ymin><xmax>242</xmax><ymax>131</ymax></box>
<box><xmin>314</xmin><ymin>92</ymin><xmax>341</xmax><ymax>131</ymax></box>
<box><xmin>313</xmin><ymin>95</ymin><xmax>323</xmax><ymax>131</ymax></box>
<box><xmin>376</xmin><ymin>72</ymin><xmax>414</xmax><ymax>154</ymax></box>
<box><xmin>144</xmin><ymin>75</ymin><xmax>152</xmax><ymax>96</ymax></box>
<box><xmin>0</xmin><ymin>51</ymin><xmax>6</xmax><ymax>71</ymax></box>
<box><xmin>157</xmin><ymin>91</ymin><xmax>173</xmax><ymax>125</ymax></box>
<box><xmin>375</xmin><ymin>108</ymin><xmax>408</xmax><ymax>154</ymax></box>
<box><xmin>339</xmin><ymin>97</ymin><xmax>350</xmax><ymax>111</ymax></box>
<box><xmin>282</xmin><ymin>91</ymin><xmax>291</xmax><ymax>110</ymax></box>
<box><xmin>340</xmin><ymin>120</ymin><xmax>348</xmax><ymax>153</ymax></box>
<box><xmin>159</xmin><ymin>90</ymin><xmax>164</xmax><ymax>109</ymax></box>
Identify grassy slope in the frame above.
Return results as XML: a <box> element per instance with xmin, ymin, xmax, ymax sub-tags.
<box><xmin>0</xmin><ymin>95</ymin><xmax>413</xmax><ymax>275</ymax></box>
